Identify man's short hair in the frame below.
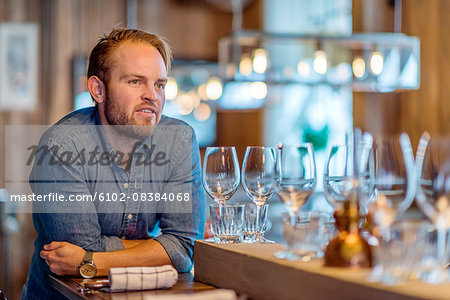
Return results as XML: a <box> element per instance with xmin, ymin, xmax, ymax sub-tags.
<box><xmin>87</xmin><ymin>28</ymin><xmax>172</xmax><ymax>85</ymax></box>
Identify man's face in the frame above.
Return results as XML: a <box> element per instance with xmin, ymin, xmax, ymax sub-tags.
<box><xmin>100</xmin><ymin>41</ymin><xmax>168</xmax><ymax>139</ymax></box>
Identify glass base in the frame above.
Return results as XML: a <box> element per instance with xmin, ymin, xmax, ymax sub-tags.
<box><xmin>274</xmin><ymin>250</ymin><xmax>319</xmax><ymax>261</ymax></box>
<box><xmin>204</xmin><ymin>236</ymin><xmax>242</xmax><ymax>244</ymax></box>
<box><xmin>204</xmin><ymin>237</ymin><xmax>217</xmax><ymax>243</ymax></box>
<box><xmin>367</xmin><ymin>265</ymin><xmax>383</xmax><ymax>282</ymax></box>
<box><xmin>420</xmin><ymin>267</ymin><xmax>449</xmax><ymax>284</ymax></box>
<box><xmin>245</xmin><ymin>235</ymin><xmax>275</xmax><ymax>244</ymax></box>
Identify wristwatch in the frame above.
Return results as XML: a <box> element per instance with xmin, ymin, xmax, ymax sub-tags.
<box><xmin>77</xmin><ymin>251</ymin><xmax>97</xmax><ymax>279</ymax></box>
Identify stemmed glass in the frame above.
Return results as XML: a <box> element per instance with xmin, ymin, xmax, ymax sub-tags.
<box><xmin>323</xmin><ymin>131</ymin><xmax>374</xmax><ymax>231</ymax></box>
<box><xmin>202</xmin><ymin>147</ymin><xmax>240</xmax><ymax>206</ymax></box>
<box><xmin>203</xmin><ymin>147</ymin><xmax>240</xmax><ymax>243</ymax></box>
<box><xmin>241</xmin><ymin>146</ymin><xmax>276</xmax><ymax>243</ymax></box>
<box><xmin>273</xmin><ymin>144</ymin><xmax>317</xmax><ymax>258</ymax></box>
<box><xmin>367</xmin><ymin>133</ymin><xmax>416</xmax><ymax>283</ymax></box>
<box><xmin>323</xmin><ymin>145</ymin><xmax>359</xmax><ymax>212</ymax></box>
<box><xmin>416</xmin><ymin>132</ymin><xmax>450</xmax><ymax>283</ymax></box>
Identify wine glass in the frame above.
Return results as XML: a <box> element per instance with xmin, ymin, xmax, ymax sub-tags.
<box><xmin>202</xmin><ymin>147</ymin><xmax>240</xmax><ymax>206</ymax></box>
<box><xmin>273</xmin><ymin>144</ymin><xmax>317</xmax><ymax>259</ymax></box>
<box><xmin>367</xmin><ymin>133</ymin><xmax>416</xmax><ymax>283</ymax></box>
<box><xmin>416</xmin><ymin>132</ymin><xmax>450</xmax><ymax>283</ymax></box>
<box><xmin>369</xmin><ymin>133</ymin><xmax>416</xmax><ymax>230</ymax></box>
<box><xmin>274</xmin><ymin>144</ymin><xmax>316</xmax><ymax>222</ymax></box>
<box><xmin>323</xmin><ymin>131</ymin><xmax>374</xmax><ymax>232</ymax></box>
<box><xmin>324</xmin><ymin>145</ymin><xmax>358</xmax><ymax>212</ymax></box>
<box><xmin>241</xmin><ymin>146</ymin><xmax>276</xmax><ymax>243</ymax></box>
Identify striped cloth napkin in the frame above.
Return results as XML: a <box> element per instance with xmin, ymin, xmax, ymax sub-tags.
<box><xmin>109</xmin><ymin>265</ymin><xmax>178</xmax><ymax>292</ymax></box>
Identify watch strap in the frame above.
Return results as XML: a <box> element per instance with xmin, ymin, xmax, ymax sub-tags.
<box><xmin>83</xmin><ymin>251</ymin><xmax>94</xmax><ymax>263</ymax></box>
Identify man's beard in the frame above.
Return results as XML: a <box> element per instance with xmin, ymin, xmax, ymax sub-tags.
<box><xmin>104</xmin><ymin>90</ymin><xmax>157</xmax><ymax>140</ymax></box>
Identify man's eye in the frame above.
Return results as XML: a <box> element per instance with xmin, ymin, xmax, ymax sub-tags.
<box><xmin>129</xmin><ymin>80</ymin><xmax>139</xmax><ymax>85</ymax></box>
<box><xmin>156</xmin><ymin>83</ymin><xmax>165</xmax><ymax>89</ymax></box>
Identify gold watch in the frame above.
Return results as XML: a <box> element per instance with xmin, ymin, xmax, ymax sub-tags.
<box><xmin>77</xmin><ymin>251</ymin><xmax>97</xmax><ymax>279</ymax></box>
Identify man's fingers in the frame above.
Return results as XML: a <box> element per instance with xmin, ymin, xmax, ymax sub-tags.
<box><xmin>40</xmin><ymin>250</ymin><xmax>49</xmax><ymax>259</ymax></box>
<box><xmin>44</xmin><ymin>241</ymin><xmax>65</xmax><ymax>250</ymax></box>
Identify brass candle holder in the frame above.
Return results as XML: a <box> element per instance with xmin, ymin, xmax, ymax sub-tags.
<box><xmin>324</xmin><ymin>193</ymin><xmax>372</xmax><ymax>268</ymax></box>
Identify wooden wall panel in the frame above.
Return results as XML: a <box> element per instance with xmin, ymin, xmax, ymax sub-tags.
<box><xmin>215</xmin><ymin>109</ymin><xmax>264</xmax><ymax>163</ymax></box>
<box><xmin>353</xmin><ymin>0</ymin><xmax>450</xmax><ymax>149</ymax></box>
<box><xmin>399</xmin><ymin>0</ymin><xmax>450</xmax><ymax>144</ymax></box>
<box><xmin>0</xmin><ymin>1</ymin><xmax>44</xmax><ymax>298</ymax></box>
<box><xmin>47</xmin><ymin>0</ymin><xmax>126</xmax><ymax>124</ymax></box>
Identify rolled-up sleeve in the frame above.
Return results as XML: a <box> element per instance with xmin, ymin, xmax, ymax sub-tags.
<box><xmin>153</xmin><ymin>127</ymin><xmax>206</xmax><ymax>272</ymax></box>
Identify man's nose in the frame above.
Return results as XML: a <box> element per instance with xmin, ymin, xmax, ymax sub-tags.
<box><xmin>142</xmin><ymin>84</ymin><xmax>157</xmax><ymax>102</ymax></box>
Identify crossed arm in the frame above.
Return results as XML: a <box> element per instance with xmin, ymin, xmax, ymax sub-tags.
<box><xmin>40</xmin><ymin>239</ymin><xmax>173</xmax><ymax>276</ymax></box>
<box><xmin>34</xmin><ymin>126</ymin><xmax>205</xmax><ymax>277</ymax></box>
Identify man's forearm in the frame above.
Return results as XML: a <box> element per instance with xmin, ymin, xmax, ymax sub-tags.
<box><xmin>93</xmin><ymin>239</ymin><xmax>173</xmax><ymax>276</ymax></box>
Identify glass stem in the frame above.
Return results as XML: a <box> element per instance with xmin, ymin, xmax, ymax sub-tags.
<box><xmin>436</xmin><ymin>215</ymin><xmax>447</xmax><ymax>275</ymax></box>
<box><xmin>255</xmin><ymin>204</ymin><xmax>262</xmax><ymax>239</ymax></box>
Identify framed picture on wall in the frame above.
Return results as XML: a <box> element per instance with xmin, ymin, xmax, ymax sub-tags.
<box><xmin>0</xmin><ymin>23</ymin><xmax>39</xmax><ymax>111</ymax></box>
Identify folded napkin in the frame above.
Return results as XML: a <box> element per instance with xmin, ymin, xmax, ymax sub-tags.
<box><xmin>144</xmin><ymin>289</ymin><xmax>237</xmax><ymax>300</ymax></box>
<box><xmin>109</xmin><ymin>265</ymin><xmax>178</xmax><ymax>292</ymax></box>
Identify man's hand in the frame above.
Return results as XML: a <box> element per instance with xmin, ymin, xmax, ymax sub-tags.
<box><xmin>40</xmin><ymin>241</ymin><xmax>85</xmax><ymax>276</ymax></box>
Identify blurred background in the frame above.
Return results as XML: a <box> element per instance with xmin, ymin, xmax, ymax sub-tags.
<box><xmin>0</xmin><ymin>0</ymin><xmax>449</xmax><ymax>298</ymax></box>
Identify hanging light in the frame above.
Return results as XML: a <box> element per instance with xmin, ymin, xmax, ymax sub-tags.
<box><xmin>250</xmin><ymin>81</ymin><xmax>267</xmax><ymax>99</ymax></box>
<box><xmin>176</xmin><ymin>92</ymin><xmax>194</xmax><ymax>115</ymax></box>
<box><xmin>370</xmin><ymin>51</ymin><xmax>384</xmax><ymax>75</ymax></box>
<box><xmin>165</xmin><ymin>77</ymin><xmax>178</xmax><ymax>100</ymax></box>
<box><xmin>239</xmin><ymin>54</ymin><xmax>253</xmax><ymax>76</ymax></box>
<box><xmin>252</xmin><ymin>48</ymin><xmax>268</xmax><ymax>74</ymax></box>
<box><xmin>352</xmin><ymin>57</ymin><xmax>366</xmax><ymax>79</ymax></box>
<box><xmin>297</xmin><ymin>59</ymin><xmax>311</xmax><ymax>77</ymax></box>
<box><xmin>313</xmin><ymin>50</ymin><xmax>327</xmax><ymax>75</ymax></box>
<box><xmin>205</xmin><ymin>76</ymin><xmax>223</xmax><ymax>100</ymax></box>
<box><xmin>193</xmin><ymin>103</ymin><xmax>211</xmax><ymax>121</ymax></box>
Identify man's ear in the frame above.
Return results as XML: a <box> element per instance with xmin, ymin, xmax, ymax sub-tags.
<box><xmin>87</xmin><ymin>76</ymin><xmax>106</xmax><ymax>104</ymax></box>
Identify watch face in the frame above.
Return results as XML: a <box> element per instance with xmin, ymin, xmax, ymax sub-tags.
<box><xmin>80</xmin><ymin>263</ymin><xmax>97</xmax><ymax>279</ymax></box>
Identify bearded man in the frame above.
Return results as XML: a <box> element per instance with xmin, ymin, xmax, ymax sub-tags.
<box><xmin>21</xmin><ymin>28</ymin><xmax>206</xmax><ymax>299</ymax></box>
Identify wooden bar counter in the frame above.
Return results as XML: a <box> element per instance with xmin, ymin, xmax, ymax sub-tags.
<box><xmin>194</xmin><ymin>240</ymin><xmax>450</xmax><ymax>300</ymax></box>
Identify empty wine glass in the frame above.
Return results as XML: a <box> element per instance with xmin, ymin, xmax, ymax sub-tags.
<box><xmin>416</xmin><ymin>132</ymin><xmax>450</xmax><ymax>283</ymax></box>
<box><xmin>273</xmin><ymin>144</ymin><xmax>317</xmax><ymax>259</ymax></box>
<box><xmin>202</xmin><ymin>147</ymin><xmax>240</xmax><ymax>206</ymax></box>
<box><xmin>367</xmin><ymin>133</ymin><xmax>416</xmax><ymax>283</ymax></box>
<box><xmin>369</xmin><ymin>133</ymin><xmax>416</xmax><ymax>230</ymax></box>
<box><xmin>323</xmin><ymin>131</ymin><xmax>373</xmax><ymax>232</ymax></box>
<box><xmin>324</xmin><ymin>145</ymin><xmax>358</xmax><ymax>212</ymax></box>
<box><xmin>241</xmin><ymin>146</ymin><xmax>276</xmax><ymax>243</ymax></box>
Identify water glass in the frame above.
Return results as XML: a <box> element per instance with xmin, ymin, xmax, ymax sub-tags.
<box><xmin>417</xmin><ymin>226</ymin><xmax>450</xmax><ymax>284</ymax></box>
<box><xmin>209</xmin><ymin>204</ymin><xmax>244</xmax><ymax>244</ymax></box>
<box><xmin>242</xmin><ymin>203</ymin><xmax>269</xmax><ymax>242</ymax></box>
<box><xmin>275</xmin><ymin>212</ymin><xmax>335</xmax><ymax>261</ymax></box>
<box><xmin>376</xmin><ymin>220</ymin><xmax>433</xmax><ymax>285</ymax></box>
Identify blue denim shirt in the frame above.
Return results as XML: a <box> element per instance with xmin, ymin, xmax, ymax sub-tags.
<box><xmin>21</xmin><ymin>107</ymin><xmax>206</xmax><ymax>299</ymax></box>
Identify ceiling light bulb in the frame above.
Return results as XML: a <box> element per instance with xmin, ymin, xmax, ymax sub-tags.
<box><xmin>253</xmin><ymin>48</ymin><xmax>268</xmax><ymax>74</ymax></box>
<box><xmin>352</xmin><ymin>57</ymin><xmax>366</xmax><ymax>78</ymax></box>
<box><xmin>250</xmin><ymin>81</ymin><xmax>267</xmax><ymax>99</ymax></box>
<box><xmin>165</xmin><ymin>77</ymin><xmax>178</xmax><ymax>100</ymax></box>
<box><xmin>297</xmin><ymin>60</ymin><xmax>311</xmax><ymax>77</ymax></box>
<box><xmin>193</xmin><ymin>103</ymin><xmax>211</xmax><ymax>122</ymax></box>
<box><xmin>239</xmin><ymin>54</ymin><xmax>253</xmax><ymax>76</ymax></box>
<box><xmin>205</xmin><ymin>77</ymin><xmax>223</xmax><ymax>100</ymax></box>
<box><xmin>370</xmin><ymin>51</ymin><xmax>384</xmax><ymax>75</ymax></box>
<box><xmin>313</xmin><ymin>50</ymin><xmax>327</xmax><ymax>75</ymax></box>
